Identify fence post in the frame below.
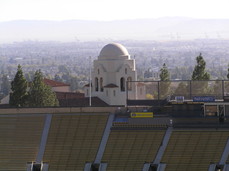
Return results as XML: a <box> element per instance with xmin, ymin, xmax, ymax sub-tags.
<box><xmin>158</xmin><ymin>81</ymin><xmax>160</xmax><ymax>100</ymax></box>
<box><xmin>222</xmin><ymin>80</ymin><xmax>225</xmax><ymax>98</ymax></box>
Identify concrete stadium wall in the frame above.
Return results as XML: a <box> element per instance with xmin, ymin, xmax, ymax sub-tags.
<box><xmin>0</xmin><ymin>107</ymin><xmax>117</xmax><ymax>115</ymax></box>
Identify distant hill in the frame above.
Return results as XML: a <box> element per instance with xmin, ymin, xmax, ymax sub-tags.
<box><xmin>0</xmin><ymin>17</ymin><xmax>229</xmax><ymax>43</ymax></box>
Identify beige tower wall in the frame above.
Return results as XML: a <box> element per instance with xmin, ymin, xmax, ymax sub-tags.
<box><xmin>91</xmin><ymin>43</ymin><xmax>138</xmax><ymax>106</ymax></box>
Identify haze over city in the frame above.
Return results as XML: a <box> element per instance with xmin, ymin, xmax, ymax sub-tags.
<box><xmin>0</xmin><ymin>0</ymin><xmax>229</xmax><ymax>42</ymax></box>
<box><xmin>0</xmin><ymin>0</ymin><xmax>229</xmax><ymax>89</ymax></box>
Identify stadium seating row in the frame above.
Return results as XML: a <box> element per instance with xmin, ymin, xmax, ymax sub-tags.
<box><xmin>0</xmin><ymin>113</ymin><xmax>228</xmax><ymax>171</ymax></box>
<box><xmin>43</xmin><ymin>114</ymin><xmax>108</xmax><ymax>171</ymax></box>
<box><xmin>0</xmin><ymin>115</ymin><xmax>45</xmax><ymax>171</ymax></box>
<box><xmin>161</xmin><ymin>130</ymin><xmax>229</xmax><ymax>171</ymax></box>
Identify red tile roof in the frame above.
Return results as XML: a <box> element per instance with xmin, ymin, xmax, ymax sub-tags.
<box><xmin>58</xmin><ymin>97</ymin><xmax>109</xmax><ymax>107</ymax></box>
<box><xmin>44</xmin><ymin>78</ymin><xmax>70</xmax><ymax>87</ymax></box>
<box><xmin>55</xmin><ymin>92</ymin><xmax>84</xmax><ymax>100</ymax></box>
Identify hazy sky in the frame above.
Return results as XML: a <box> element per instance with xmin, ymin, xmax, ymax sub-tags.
<box><xmin>0</xmin><ymin>0</ymin><xmax>229</xmax><ymax>21</ymax></box>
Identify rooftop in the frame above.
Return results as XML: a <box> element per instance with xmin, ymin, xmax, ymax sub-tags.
<box><xmin>98</xmin><ymin>43</ymin><xmax>130</xmax><ymax>60</ymax></box>
<box><xmin>44</xmin><ymin>78</ymin><xmax>70</xmax><ymax>87</ymax></box>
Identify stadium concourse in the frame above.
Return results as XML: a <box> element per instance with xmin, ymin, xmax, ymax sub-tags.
<box><xmin>0</xmin><ymin>102</ymin><xmax>228</xmax><ymax>171</ymax></box>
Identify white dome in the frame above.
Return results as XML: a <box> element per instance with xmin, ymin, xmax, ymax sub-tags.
<box><xmin>98</xmin><ymin>43</ymin><xmax>130</xmax><ymax>60</ymax></box>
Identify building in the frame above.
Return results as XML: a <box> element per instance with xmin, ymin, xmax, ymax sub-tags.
<box><xmin>43</xmin><ymin>78</ymin><xmax>70</xmax><ymax>93</ymax></box>
<box><xmin>84</xmin><ymin>43</ymin><xmax>145</xmax><ymax>106</ymax></box>
<box><xmin>0</xmin><ymin>79</ymin><xmax>71</xmax><ymax>106</ymax></box>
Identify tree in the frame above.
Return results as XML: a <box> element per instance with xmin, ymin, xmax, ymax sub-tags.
<box><xmin>212</xmin><ymin>80</ymin><xmax>223</xmax><ymax>98</ymax></box>
<box><xmin>9</xmin><ymin>65</ymin><xmax>28</xmax><ymax>107</ymax></box>
<box><xmin>160</xmin><ymin>63</ymin><xmax>170</xmax><ymax>81</ymax></box>
<box><xmin>191</xmin><ymin>54</ymin><xmax>210</xmax><ymax>96</ymax></box>
<box><xmin>159</xmin><ymin>63</ymin><xmax>170</xmax><ymax>99</ymax></box>
<box><xmin>192</xmin><ymin>53</ymin><xmax>210</xmax><ymax>80</ymax></box>
<box><xmin>225</xmin><ymin>65</ymin><xmax>229</xmax><ymax>95</ymax></box>
<box><xmin>146</xmin><ymin>93</ymin><xmax>153</xmax><ymax>99</ymax></box>
<box><xmin>54</xmin><ymin>74</ymin><xmax>62</xmax><ymax>82</ymax></box>
<box><xmin>1</xmin><ymin>75</ymin><xmax>10</xmax><ymax>96</ymax></box>
<box><xmin>227</xmin><ymin>64</ymin><xmax>229</xmax><ymax>79</ymax></box>
<box><xmin>70</xmin><ymin>76</ymin><xmax>78</xmax><ymax>92</ymax></box>
<box><xmin>24</xmin><ymin>71</ymin><xmax>35</xmax><ymax>82</ymax></box>
<box><xmin>174</xmin><ymin>82</ymin><xmax>189</xmax><ymax>98</ymax></box>
<box><xmin>58</xmin><ymin>65</ymin><xmax>69</xmax><ymax>74</ymax></box>
<box><xmin>28</xmin><ymin>70</ymin><xmax>59</xmax><ymax>107</ymax></box>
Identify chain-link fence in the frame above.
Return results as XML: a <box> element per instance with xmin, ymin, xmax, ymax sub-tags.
<box><xmin>127</xmin><ymin>80</ymin><xmax>229</xmax><ymax>100</ymax></box>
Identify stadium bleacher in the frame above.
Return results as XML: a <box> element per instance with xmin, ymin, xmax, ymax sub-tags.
<box><xmin>0</xmin><ymin>106</ymin><xmax>228</xmax><ymax>171</ymax></box>
<box><xmin>161</xmin><ymin>130</ymin><xmax>229</xmax><ymax>171</ymax></box>
<box><xmin>0</xmin><ymin>115</ymin><xmax>45</xmax><ymax>171</ymax></box>
<box><xmin>43</xmin><ymin>114</ymin><xmax>108</xmax><ymax>171</ymax></box>
<box><xmin>102</xmin><ymin>130</ymin><xmax>165</xmax><ymax>171</ymax></box>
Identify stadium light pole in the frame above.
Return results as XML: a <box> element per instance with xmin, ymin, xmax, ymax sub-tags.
<box><xmin>134</xmin><ymin>55</ymin><xmax>138</xmax><ymax>100</ymax></box>
<box><xmin>89</xmin><ymin>56</ymin><xmax>92</xmax><ymax>107</ymax></box>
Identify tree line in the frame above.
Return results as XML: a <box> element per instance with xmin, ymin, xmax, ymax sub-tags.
<box><xmin>158</xmin><ymin>53</ymin><xmax>229</xmax><ymax>99</ymax></box>
<box><xmin>9</xmin><ymin>65</ymin><xmax>59</xmax><ymax>107</ymax></box>
<box><xmin>160</xmin><ymin>53</ymin><xmax>229</xmax><ymax>81</ymax></box>
<box><xmin>3</xmin><ymin>53</ymin><xmax>229</xmax><ymax>105</ymax></box>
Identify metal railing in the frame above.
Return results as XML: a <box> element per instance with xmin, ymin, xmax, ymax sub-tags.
<box><xmin>127</xmin><ymin>80</ymin><xmax>229</xmax><ymax>101</ymax></box>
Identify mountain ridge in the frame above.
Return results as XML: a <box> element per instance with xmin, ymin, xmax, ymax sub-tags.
<box><xmin>0</xmin><ymin>17</ymin><xmax>229</xmax><ymax>43</ymax></box>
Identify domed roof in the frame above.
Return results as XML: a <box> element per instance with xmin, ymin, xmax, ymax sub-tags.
<box><xmin>98</xmin><ymin>43</ymin><xmax>130</xmax><ymax>60</ymax></box>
